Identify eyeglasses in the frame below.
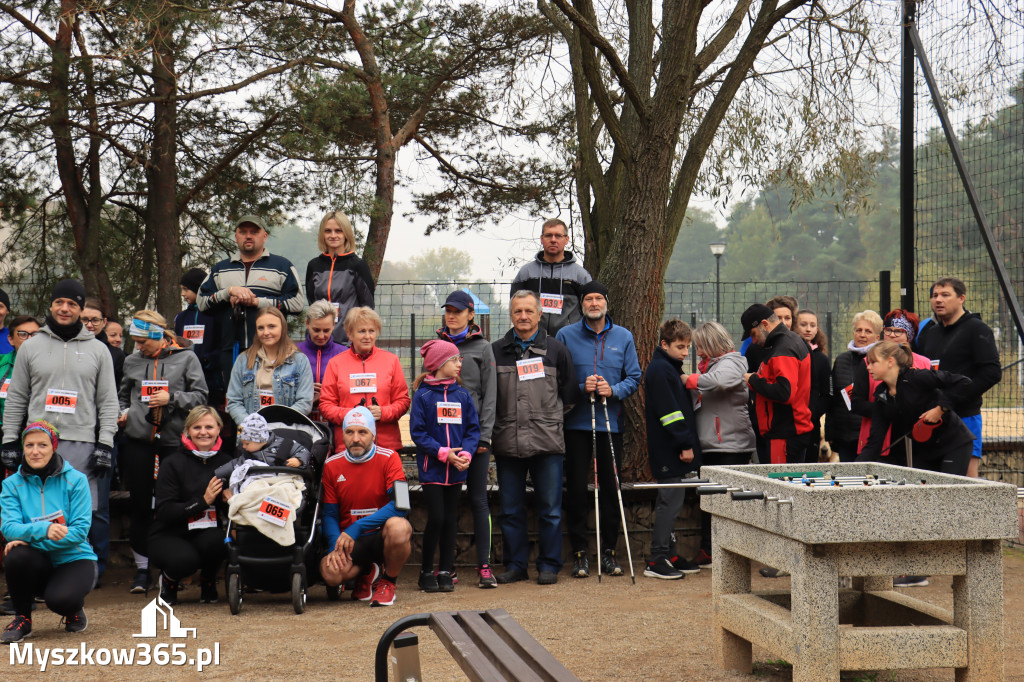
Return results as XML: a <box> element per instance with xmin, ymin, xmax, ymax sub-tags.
<box><xmin>14</xmin><ymin>330</ymin><xmax>38</xmax><ymax>339</ymax></box>
<box><xmin>882</xmin><ymin>328</ymin><xmax>907</xmax><ymax>337</ymax></box>
<box><xmin>81</xmin><ymin>317</ymin><xmax>105</xmax><ymax>325</ymax></box>
<box><xmin>542</xmin><ymin>233</ymin><xmax>568</xmax><ymax>240</ymax></box>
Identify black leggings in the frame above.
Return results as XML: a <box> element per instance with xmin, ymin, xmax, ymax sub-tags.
<box><xmin>147</xmin><ymin>528</ymin><xmax>226</xmax><ymax>581</ymax></box>
<box><xmin>464</xmin><ymin>447</ymin><xmax>492</xmax><ymax>565</ymax></box>
<box><xmin>5</xmin><ymin>545</ymin><xmax>95</xmax><ymax>618</ymax></box>
<box><xmin>564</xmin><ymin>430</ymin><xmax>624</xmax><ymax>553</ymax></box>
<box><xmin>700</xmin><ymin>452</ymin><xmax>754</xmax><ymax>552</ymax></box>
<box><xmin>420</xmin><ymin>484</ymin><xmax>463</xmax><ymax>572</ymax></box>
<box><xmin>122</xmin><ymin>437</ymin><xmax>175</xmax><ymax>560</ymax></box>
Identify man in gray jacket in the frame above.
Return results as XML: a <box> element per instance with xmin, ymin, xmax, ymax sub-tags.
<box><xmin>510</xmin><ymin>219</ymin><xmax>592</xmax><ymax>337</ymax></box>
<box><xmin>1</xmin><ymin>279</ymin><xmax>120</xmax><ymax>579</ymax></box>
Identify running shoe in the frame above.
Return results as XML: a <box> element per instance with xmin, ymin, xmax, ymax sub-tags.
<box><xmin>477</xmin><ymin>564</ymin><xmax>497</xmax><ymax>589</ymax></box>
<box><xmin>370</xmin><ymin>580</ymin><xmax>396</xmax><ymax>607</ymax></box>
<box><xmin>353</xmin><ymin>563</ymin><xmax>381</xmax><ymax>601</ymax></box>
<box><xmin>669</xmin><ymin>555</ymin><xmax>701</xmax><ymax>574</ymax></box>
<box><xmin>436</xmin><ymin>571</ymin><xmax>455</xmax><ymax>592</ymax></box>
<box><xmin>62</xmin><ymin>609</ymin><xmax>87</xmax><ymax>634</ymax></box>
<box><xmin>1</xmin><ymin>615</ymin><xmax>31</xmax><ymax>643</ymax></box>
<box><xmin>693</xmin><ymin>548</ymin><xmax>713</xmax><ymax>566</ymax></box>
<box><xmin>893</xmin><ymin>575</ymin><xmax>929</xmax><ymax>587</ymax></box>
<box><xmin>130</xmin><ymin>569</ymin><xmax>151</xmax><ymax>594</ymax></box>
<box><xmin>644</xmin><ymin>558</ymin><xmax>685</xmax><ymax>580</ymax></box>
<box><xmin>418</xmin><ymin>570</ymin><xmax>439</xmax><ymax>593</ymax></box>
<box><xmin>601</xmin><ymin>549</ymin><xmax>623</xmax><ymax>576</ymax></box>
<box><xmin>571</xmin><ymin>551</ymin><xmax>590</xmax><ymax>578</ymax></box>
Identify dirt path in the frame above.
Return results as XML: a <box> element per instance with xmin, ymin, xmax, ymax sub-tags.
<box><xmin>5</xmin><ymin>548</ymin><xmax>1024</xmax><ymax>680</ymax></box>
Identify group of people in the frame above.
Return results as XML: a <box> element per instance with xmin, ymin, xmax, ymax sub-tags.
<box><xmin>0</xmin><ymin>210</ymin><xmax>1003</xmax><ymax>644</ymax></box>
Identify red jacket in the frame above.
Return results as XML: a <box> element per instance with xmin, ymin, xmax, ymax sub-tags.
<box><xmin>747</xmin><ymin>325</ymin><xmax>813</xmax><ymax>440</ymax></box>
<box><xmin>319</xmin><ymin>346</ymin><xmax>410</xmax><ymax>451</ymax></box>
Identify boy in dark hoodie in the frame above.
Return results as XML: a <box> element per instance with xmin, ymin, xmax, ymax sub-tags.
<box><xmin>643</xmin><ymin>319</ymin><xmax>702</xmax><ymax>580</ymax></box>
<box><xmin>175</xmin><ymin>268</ymin><xmax>223</xmax><ymax>402</ymax></box>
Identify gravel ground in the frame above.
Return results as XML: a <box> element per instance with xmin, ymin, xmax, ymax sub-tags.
<box><xmin>4</xmin><ymin>547</ymin><xmax>1024</xmax><ymax>680</ymax></box>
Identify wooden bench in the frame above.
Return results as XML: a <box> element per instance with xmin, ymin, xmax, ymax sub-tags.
<box><xmin>375</xmin><ymin>608</ymin><xmax>579</xmax><ymax>682</ymax></box>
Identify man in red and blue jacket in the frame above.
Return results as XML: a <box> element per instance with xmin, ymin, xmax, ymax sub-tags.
<box><xmin>740</xmin><ymin>304</ymin><xmax>814</xmax><ymax>464</ymax></box>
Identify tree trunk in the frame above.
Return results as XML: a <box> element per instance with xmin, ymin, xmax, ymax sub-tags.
<box><xmin>148</xmin><ymin>3</ymin><xmax>182</xmax><ymax>319</ymax></box>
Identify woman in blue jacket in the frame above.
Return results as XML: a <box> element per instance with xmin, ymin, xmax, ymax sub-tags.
<box><xmin>1</xmin><ymin>421</ymin><xmax>97</xmax><ymax>643</ymax></box>
<box><xmin>410</xmin><ymin>340</ymin><xmax>480</xmax><ymax>593</ymax></box>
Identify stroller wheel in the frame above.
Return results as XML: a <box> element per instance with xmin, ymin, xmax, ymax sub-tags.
<box><xmin>228</xmin><ymin>573</ymin><xmax>242</xmax><ymax>615</ymax></box>
<box><xmin>292</xmin><ymin>573</ymin><xmax>307</xmax><ymax>614</ymax></box>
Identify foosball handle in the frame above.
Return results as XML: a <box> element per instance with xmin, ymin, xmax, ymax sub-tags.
<box><xmin>731</xmin><ymin>490</ymin><xmax>766</xmax><ymax>501</ymax></box>
<box><xmin>696</xmin><ymin>485</ymin><xmax>729</xmax><ymax>496</ymax></box>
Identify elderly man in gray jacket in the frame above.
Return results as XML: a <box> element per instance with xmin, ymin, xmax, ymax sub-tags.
<box><xmin>1</xmin><ymin>279</ymin><xmax>120</xmax><ymax>579</ymax></box>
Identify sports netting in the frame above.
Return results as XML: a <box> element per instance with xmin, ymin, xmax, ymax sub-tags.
<box><xmin>911</xmin><ymin>1</ymin><xmax>1024</xmax><ymax>498</ymax></box>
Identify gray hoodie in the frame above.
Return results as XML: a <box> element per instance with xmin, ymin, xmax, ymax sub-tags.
<box><xmin>510</xmin><ymin>251</ymin><xmax>592</xmax><ymax>336</ymax></box>
<box><xmin>4</xmin><ymin>325</ymin><xmax>119</xmax><ymax>447</ymax></box>
<box><xmin>119</xmin><ymin>337</ymin><xmax>209</xmax><ymax>444</ymax></box>
<box><xmin>690</xmin><ymin>351</ymin><xmax>756</xmax><ymax>455</ymax></box>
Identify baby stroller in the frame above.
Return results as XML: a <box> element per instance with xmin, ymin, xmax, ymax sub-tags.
<box><xmin>224</xmin><ymin>405</ymin><xmax>331</xmax><ymax>614</ymax></box>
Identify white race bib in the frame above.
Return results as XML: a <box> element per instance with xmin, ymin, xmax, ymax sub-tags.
<box><xmin>540</xmin><ymin>293</ymin><xmax>564</xmax><ymax>315</ymax></box>
<box><xmin>516</xmin><ymin>358</ymin><xmax>545</xmax><ymax>381</ymax></box>
<box><xmin>31</xmin><ymin>509</ymin><xmax>66</xmax><ymax>525</ymax></box>
<box><xmin>256</xmin><ymin>496</ymin><xmax>293</xmax><ymax>527</ymax></box>
<box><xmin>840</xmin><ymin>384</ymin><xmax>853</xmax><ymax>411</ymax></box>
<box><xmin>437</xmin><ymin>401</ymin><xmax>463</xmax><ymax>424</ymax></box>
<box><xmin>141</xmin><ymin>380</ymin><xmax>169</xmax><ymax>403</ymax></box>
<box><xmin>182</xmin><ymin>325</ymin><xmax>205</xmax><ymax>345</ymax></box>
<box><xmin>350</xmin><ymin>373</ymin><xmax>377</xmax><ymax>394</ymax></box>
<box><xmin>0</xmin><ymin>378</ymin><xmax>10</xmax><ymax>399</ymax></box>
<box><xmin>187</xmin><ymin>507</ymin><xmax>217</xmax><ymax>530</ymax></box>
<box><xmin>45</xmin><ymin>388</ymin><xmax>78</xmax><ymax>414</ymax></box>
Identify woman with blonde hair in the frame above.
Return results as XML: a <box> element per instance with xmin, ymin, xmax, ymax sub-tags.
<box><xmin>225</xmin><ymin>307</ymin><xmax>313</xmax><ymax>424</ymax></box>
<box><xmin>319</xmin><ymin>306</ymin><xmax>410</xmax><ymax>451</ymax></box>
<box><xmin>825</xmin><ymin>310</ymin><xmax>882</xmax><ymax>462</ymax></box>
<box><xmin>304</xmin><ymin>210</ymin><xmax>375</xmax><ymax>345</ymax></box>
<box><xmin>117</xmin><ymin>310</ymin><xmax>208</xmax><ymax>594</ymax></box>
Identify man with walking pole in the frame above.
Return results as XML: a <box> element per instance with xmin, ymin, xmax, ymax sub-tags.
<box><xmin>557</xmin><ymin>282</ymin><xmax>641</xmax><ymax>579</ymax></box>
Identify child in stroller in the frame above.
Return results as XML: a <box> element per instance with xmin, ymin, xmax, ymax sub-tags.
<box><xmin>215</xmin><ymin>413</ymin><xmax>310</xmax><ymax>493</ymax></box>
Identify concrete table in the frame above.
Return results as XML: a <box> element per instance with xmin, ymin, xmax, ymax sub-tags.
<box><xmin>700</xmin><ymin>462</ymin><xmax>1017</xmax><ymax>682</ymax></box>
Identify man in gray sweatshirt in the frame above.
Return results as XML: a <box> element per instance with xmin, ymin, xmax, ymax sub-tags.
<box><xmin>1</xmin><ymin>279</ymin><xmax>120</xmax><ymax>579</ymax></box>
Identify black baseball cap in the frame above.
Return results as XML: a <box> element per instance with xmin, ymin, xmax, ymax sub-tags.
<box><xmin>740</xmin><ymin>303</ymin><xmax>774</xmax><ymax>340</ymax></box>
<box><xmin>442</xmin><ymin>291</ymin><xmax>474</xmax><ymax>311</ymax></box>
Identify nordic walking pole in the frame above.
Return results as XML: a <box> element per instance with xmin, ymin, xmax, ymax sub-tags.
<box><xmin>591</xmin><ymin>393</ymin><xmax>601</xmax><ymax>583</ymax></box>
<box><xmin>602</xmin><ymin>396</ymin><xmax>635</xmax><ymax>584</ymax></box>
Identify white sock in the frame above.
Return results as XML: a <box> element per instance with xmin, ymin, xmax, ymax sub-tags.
<box><xmin>133</xmin><ymin>551</ymin><xmax>149</xmax><ymax>571</ymax></box>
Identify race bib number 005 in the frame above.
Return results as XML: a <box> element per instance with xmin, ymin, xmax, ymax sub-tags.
<box><xmin>45</xmin><ymin>389</ymin><xmax>78</xmax><ymax>414</ymax></box>
<box><xmin>257</xmin><ymin>496</ymin><xmax>294</xmax><ymax>527</ymax></box>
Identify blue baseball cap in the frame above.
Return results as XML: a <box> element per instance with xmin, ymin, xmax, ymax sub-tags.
<box><xmin>442</xmin><ymin>291</ymin><xmax>474</xmax><ymax>311</ymax></box>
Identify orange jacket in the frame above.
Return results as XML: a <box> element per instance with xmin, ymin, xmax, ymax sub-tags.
<box><xmin>319</xmin><ymin>347</ymin><xmax>410</xmax><ymax>451</ymax></box>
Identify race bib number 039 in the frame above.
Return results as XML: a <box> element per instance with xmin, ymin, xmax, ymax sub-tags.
<box><xmin>45</xmin><ymin>389</ymin><xmax>78</xmax><ymax>414</ymax></box>
<box><xmin>256</xmin><ymin>496</ymin><xmax>294</xmax><ymax>527</ymax></box>
<box><xmin>540</xmin><ymin>293</ymin><xmax>564</xmax><ymax>315</ymax></box>
<box><xmin>182</xmin><ymin>325</ymin><xmax>205</xmax><ymax>344</ymax></box>
<box><xmin>141</xmin><ymin>380</ymin><xmax>169</xmax><ymax>403</ymax></box>
<box><xmin>350</xmin><ymin>373</ymin><xmax>377</xmax><ymax>394</ymax></box>
<box><xmin>516</xmin><ymin>358</ymin><xmax>545</xmax><ymax>381</ymax></box>
<box><xmin>436</xmin><ymin>401</ymin><xmax>463</xmax><ymax>424</ymax></box>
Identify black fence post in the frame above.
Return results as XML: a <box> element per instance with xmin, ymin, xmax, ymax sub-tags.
<box><xmin>879</xmin><ymin>270</ymin><xmax>891</xmax><ymax>315</ymax></box>
<box><xmin>690</xmin><ymin>312</ymin><xmax>698</xmax><ymax>373</ymax></box>
<box><xmin>410</xmin><ymin>313</ymin><xmax>416</xmax><ymax>387</ymax></box>
<box><xmin>825</xmin><ymin>311</ymin><xmax>833</xmax><ymax>355</ymax></box>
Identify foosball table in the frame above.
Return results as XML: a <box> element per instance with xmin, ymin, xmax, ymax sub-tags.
<box><xmin>697</xmin><ymin>462</ymin><xmax>1018</xmax><ymax>681</ymax></box>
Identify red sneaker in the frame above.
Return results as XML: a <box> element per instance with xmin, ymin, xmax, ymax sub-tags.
<box><xmin>370</xmin><ymin>579</ymin><xmax>396</xmax><ymax>607</ymax></box>
<box><xmin>351</xmin><ymin>563</ymin><xmax>380</xmax><ymax>602</ymax></box>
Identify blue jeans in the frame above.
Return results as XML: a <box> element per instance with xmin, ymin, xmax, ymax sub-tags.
<box><xmin>495</xmin><ymin>454</ymin><xmax>564</xmax><ymax>574</ymax></box>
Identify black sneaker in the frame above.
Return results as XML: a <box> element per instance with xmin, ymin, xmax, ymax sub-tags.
<box><xmin>571</xmin><ymin>551</ymin><xmax>590</xmax><ymax>578</ymax></box>
<box><xmin>669</xmin><ymin>555</ymin><xmax>701</xmax><ymax>574</ymax></box>
<box><xmin>1</xmin><ymin>615</ymin><xmax>31</xmax><ymax>643</ymax></box>
<box><xmin>893</xmin><ymin>575</ymin><xmax>929</xmax><ymax>587</ymax></box>
<box><xmin>62</xmin><ymin>609</ymin><xmax>87</xmax><ymax>634</ymax></box>
<box><xmin>644</xmin><ymin>558</ymin><xmax>685</xmax><ymax>580</ymax></box>
<box><xmin>601</xmin><ymin>550</ymin><xmax>623</xmax><ymax>576</ymax></box>
<box><xmin>537</xmin><ymin>570</ymin><xmax>558</xmax><ymax>585</ymax></box>
<box><xmin>130</xmin><ymin>569</ymin><xmax>151</xmax><ymax>594</ymax></box>
<box><xmin>159</xmin><ymin>573</ymin><xmax>178</xmax><ymax>605</ymax></box>
<box><xmin>200</xmin><ymin>579</ymin><xmax>218</xmax><ymax>604</ymax></box>
<box><xmin>436</xmin><ymin>571</ymin><xmax>455</xmax><ymax>592</ymax></box>
<box><xmin>418</xmin><ymin>570</ymin><xmax>439</xmax><ymax>593</ymax></box>
<box><xmin>759</xmin><ymin>566</ymin><xmax>790</xmax><ymax>578</ymax></box>
<box><xmin>477</xmin><ymin>564</ymin><xmax>498</xmax><ymax>589</ymax></box>
<box><xmin>495</xmin><ymin>568</ymin><xmax>529</xmax><ymax>584</ymax></box>
<box><xmin>693</xmin><ymin>548</ymin><xmax>713</xmax><ymax>566</ymax></box>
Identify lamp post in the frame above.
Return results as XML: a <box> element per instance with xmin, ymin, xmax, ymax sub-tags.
<box><xmin>710</xmin><ymin>241</ymin><xmax>726</xmax><ymax>322</ymax></box>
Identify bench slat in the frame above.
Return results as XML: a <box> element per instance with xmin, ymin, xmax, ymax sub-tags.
<box><xmin>456</xmin><ymin>611</ymin><xmax>546</xmax><ymax>682</ymax></box>
<box><xmin>430</xmin><ymin>611</ymin><xmax>508</xmax><ymax>682</ymax></box>
<box><xmin>484</xmin><ymin>609</ymin><xmax>579</xmax><ymax>682</ymax></box>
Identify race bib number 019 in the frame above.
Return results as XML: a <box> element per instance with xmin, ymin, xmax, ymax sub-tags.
<box><xmin>141</xmin><ymin>380</ymin><xmax>169</xmax><ymax>403</ymax></box>
<box><xmin>259</xmin><ymin>389</ymin><xmax>275</xmax><ymax>407</ymax></box>
<box><xmin>256</xmin><ymin>496</ymin><xmax>294</xmax><ymax>527</ymax></box>
<box><xmin>44</xmin><ymin>389</ymin><xmax>78</xmax><ymax>414</ymax></box>
<box><xmin>349</xmin><ymin>373</ymin><xmax>377</xmax><ymax>393</ymax></box>
<box><xmin>182</xmin><ymin>325</ymin><xmax>205</xmax><ymax>345</ymax></box>
<box><xmin>540</xmin><ymin>293</ymin><xmax>564</xmax><ymax>315</ymax></box>
<box><xmin>436</xmin><ymin>401</ymin><xmax>463</xmax><ymax>424</ymax></box>
<box><xmin>516</xmin><ymin>358</ymin><xmax>545</xmax><ymax>381</ymax></box>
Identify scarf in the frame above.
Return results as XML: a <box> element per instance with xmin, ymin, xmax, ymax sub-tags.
<box><xmin>344</xmin><ymin>442</ymin><xmax>376</xmax><ymax>464</ymax></box>
<box><xmin>847</xmin><ymin>339</ymin><xmax>877</xmax><ymax>355</ymax></box>
<box><xmin>423</xmin><ymin>374</ymin><xmax>457</xmax><ymax>386</ymax></box>
<box><xmin>45</xmin><ymin>314</ymin><xmax>83</xmax><ymax>342</ymax></box>
<box><xmin>181</xmin><ymin>434</ymin><xmax>223</xmax><ymax>460</ymax></box>
<box><xmin>446</xmin><ymin>326</ymin><xmax>470</xmax><ymax>344</ymax></box>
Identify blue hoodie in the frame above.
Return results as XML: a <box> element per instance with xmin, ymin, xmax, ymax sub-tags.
<box><xmin>1</xmin><ymin>456</ymin><xmax>97</xmax><ymax>566</ymax></box>
<box><xmin>556</xmin><ymin>315</ymin><xmax>641</xmax><ymax>433</ymax></box>
<box><xmin>410</xmin><ymin>381</ymin><xmax>481</xmax><ymax>485</ymax></box>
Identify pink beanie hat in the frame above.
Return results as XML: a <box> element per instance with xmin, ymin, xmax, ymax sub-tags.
<box><xmin>420</xmin><ymin>339</ymin><xmax>460</xmax><ymax>373</ymax></box>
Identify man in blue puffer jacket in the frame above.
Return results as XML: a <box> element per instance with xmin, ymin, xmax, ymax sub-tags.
<box><xmin>556</xmin><ymin>281</ymin><xmax>641</xmax><ymax>579</ymax></box>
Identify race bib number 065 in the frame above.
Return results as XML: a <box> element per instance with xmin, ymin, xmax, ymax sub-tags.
<box><xmin>257</xmin><ymin>496</ymin><xmax>294</xmax><ymax>527</ymax></box>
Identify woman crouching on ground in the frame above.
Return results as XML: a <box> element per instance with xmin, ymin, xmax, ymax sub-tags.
<box><xmin>1</xmin><ymin>421</ymin><xmax>96</xmax><ymax>643</ymax></box>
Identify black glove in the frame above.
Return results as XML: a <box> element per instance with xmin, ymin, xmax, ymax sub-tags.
<box><xmin>1</xmin><ymin>441</ymin><xmax>22</xmax><ymax>471</ymax></box>
<box><xmin>90</xmin><ymin>443</ymin><xmax>113</xmax><ymax>477</ymax></box>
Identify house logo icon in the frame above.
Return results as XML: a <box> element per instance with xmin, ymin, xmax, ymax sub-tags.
<box><xmin>133</xmin><ymin>596</ymin><xmax>197</xmax><ymax>639</ymax></box>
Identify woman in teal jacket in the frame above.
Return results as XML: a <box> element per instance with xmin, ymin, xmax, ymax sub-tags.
<box><xmin>1</xmin><ymin>421</ymin><xmax>97</xmax><ymax>643</ymax></box>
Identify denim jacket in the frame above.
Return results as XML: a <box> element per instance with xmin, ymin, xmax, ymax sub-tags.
<box><xmin>226</xmin><ymin>350</ymin><xmax>314</xmax><ymax>424</ymax></box>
